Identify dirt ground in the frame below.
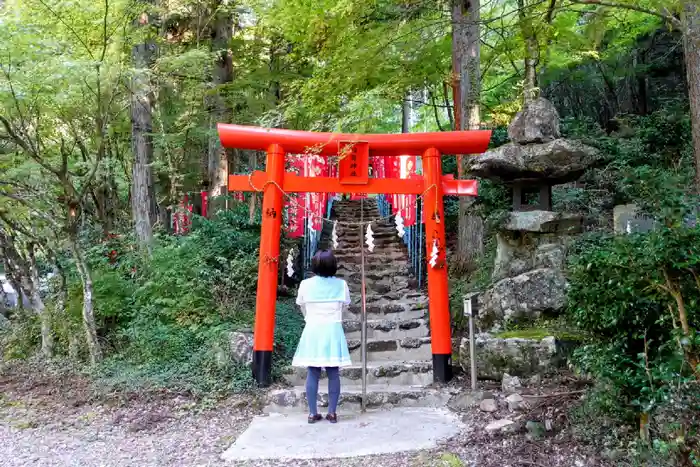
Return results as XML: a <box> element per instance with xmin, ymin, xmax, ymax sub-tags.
<box><xmin>0</xmin><ymin>362</ymin><xmax>614</xmax><ymax>467</ymax></box>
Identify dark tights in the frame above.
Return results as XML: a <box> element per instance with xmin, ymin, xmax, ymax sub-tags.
<box><xmin>306</xmin><ymin>367</ymin><xmax>340</xmax><ymax>415</ymax></box>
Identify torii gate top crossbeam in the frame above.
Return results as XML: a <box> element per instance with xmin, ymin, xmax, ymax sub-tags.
<box><xmin>217</xmin><ymin>124</ymin><xmax>491</xmax><ymax>157</ymax></box>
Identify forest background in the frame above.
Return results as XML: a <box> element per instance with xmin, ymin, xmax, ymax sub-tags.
<box><xmin>1</xmin><ymin>0</ymin><xmax>699</xmax><ymax>464</ymax></box>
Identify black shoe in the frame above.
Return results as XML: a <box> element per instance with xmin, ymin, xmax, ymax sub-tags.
<box><xmin>325</xmin><ymin>413</ymin><xmax>338</xmax><ymax>424</ymax></box>
<box><xmin>308</xmin><ymin>414</ymin><xmax>323</xmax><ymax>424</ymax></box>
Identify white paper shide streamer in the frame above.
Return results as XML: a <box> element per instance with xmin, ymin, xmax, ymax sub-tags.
<box><xmin>331</xmin><ymin>220</ymin><xmax>339</xmax><ymax>249</ymax></box>
<box><xmin>365</xmin><ymin>223</ymin><xmax>375</xmax><ymax>252</ymax></box>
<box><xmin>286</xmin><ymin>249</ymin><xmax>295</xmax><ymax>277</ymax></box>
<box><xmin>394</xmin><ymin>212</ymin><xmax>405</xmax><ymax>238</ymax></box>
<box><xmin>429</xmin><ymin>239</ymin><xmax>439</xmax><ymax>268</ymax></box>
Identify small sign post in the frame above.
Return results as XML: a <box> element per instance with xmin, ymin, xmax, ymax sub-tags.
<box><xmin>464</xmin><ymin>293</ymin><xmax>479</xmax><ymax>391</ymax></box>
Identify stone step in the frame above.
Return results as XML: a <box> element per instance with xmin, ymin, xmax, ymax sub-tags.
<box><xmin>346</xmin><ymin>337</ymin><xmax>432</xmax><ymax>362</ymax></box>
<box><xmin>338</xmin><ymin>270</ymin><xmax>413</xmax><ymax>283</ymax></box>
<box><xmin>335</xmin><ymin>252</ymin><xmax>407</xmax><ymax>264</ymax></box>
<box><xmin>264</xmin><ymin>384</ymin><xmax>452</xmax><ymax>414</ymax></box>
<box><xmin>345</xmin><ymin>301</ymin><xmax>427</xmax><ymax>320</ymax></box>
<box><xmin>343</xmin><ymin>318</ymin><xmax>430</xmax><ymax>340</ymax></box>
<box><xmin>348</xmin><ymin>294</ymin><xmax>427</xmax><ymax>307</ymax></box>
<box><xmin>343</xmin><ymin>309</ymin><xmax>426</xmax><ymax>322</ymax></box>
<box><xmin>334</xmin><ymin>238</ymin><xmax>406</xmax><ymax>249</ymax></box>
<box><xmin>338</xmin><ymin>229</ymin><xmax>399</xmax><ymax>238</ymax></box>
<box><xmin>334</xmin><ymin>241</ymin><xmax>406</xmax><ymax>250</ymax></box>
<box><xmin>348</xmin><ymin>293</ymin><xmax>427</xmax><ymax>306</ymax></box>
<box><xmin>282</xmin><ymin>361</ymin><xmax>433</xmax><ymax>387</ymax></box>
<box><xmin>338</xmin><ymin>262</ymin><xmax>411</xmax><ymax>272</ymax></box>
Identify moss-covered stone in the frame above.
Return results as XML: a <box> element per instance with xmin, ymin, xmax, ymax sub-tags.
<box><xmin>495</xmin><ymin>328</ymin><xmax>585</xmax><ymax>341</ymax></box>
<box><xmin>459</xmin><ymin>333</ymin><xmax>578</xmax><ymax>381</ymax></box>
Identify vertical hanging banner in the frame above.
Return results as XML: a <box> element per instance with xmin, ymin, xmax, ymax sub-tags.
<box><xmin>306</xmin><ymin>152</ymin><xmax>329</xmax><ymax>231</ymax></box>
<box><xmin>200</xmin><ymin>190</ymin><xmax>208</xmax><ymax>218</ymax></box>
<box><xmin>371</xmin><ymin>156</ymin><xmax>385</xmax><ymax>179</ymax></box>
<box><xmin>384</xmin><ymin>155</ymin><xmax>400</xmax><ymax>212</ymax></box>
<box><xmin>402</xmin><ymin>156</ymin><xmax>418</xmax><ymax>226</ymax></box>
<box><xmin>174</xmin><ymin>194</ymin><xmax>193</xmax><ymax>235</ymax></box>
<box><xmin>285</xmin><ymin>154</ymin><xmax>305</xmax><ymax>238</ymax></box>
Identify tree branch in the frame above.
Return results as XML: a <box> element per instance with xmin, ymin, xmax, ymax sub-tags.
<box><xmin>34</xmin><ymin>0</ymin><xmax>96</xmax><ymax>59</ymax></box>
<box><xmin>568</xmin><ymin>0</ymin><xmax>683</xmax><ymax>30</ymax></box>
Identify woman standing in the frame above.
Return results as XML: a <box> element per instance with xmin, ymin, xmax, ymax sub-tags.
<box><xmin>292</xmin><ymin>249</ymin><xmax>352</xmax><ymax>424</ymax></box>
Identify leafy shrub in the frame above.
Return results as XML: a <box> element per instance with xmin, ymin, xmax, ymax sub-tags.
<box><xmin>0</xmin><ymin>308</ymin><xmax>40</xmax><ymax>360</ymax></box>
<box><xmin>567</xmin><ymin>226</ymin><xmax>700</xmax><ymax>463</ymax></box>
<box><xmin>35</xmin><ymin>202</ymin><xmax>297</xmax><ymax>393</ymax></box>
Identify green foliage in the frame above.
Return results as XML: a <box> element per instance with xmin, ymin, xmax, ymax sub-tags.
<box><xmin>567</xmin><ymin>225</ymin><xmax>700</xmax><ymax>462</ymax></box>
<box><xmin>0</xmin><ymin>309</ymin><xmax>40</xmax><ymax>360</ymax></box>
<box><xmin>18</xmin><ymin>202</ymin><xmax>302</xmax><ymax>394</ymax></box>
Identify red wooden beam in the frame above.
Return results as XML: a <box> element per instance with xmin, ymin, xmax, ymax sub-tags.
<box><xmin>442</xmin><ymin>178</ymin><xmax>478</xmax><ymax>196</ymax></box>
<box><xmin>228</xmin><ymin>172</ymin><xmax>478</xmax><ymax>196</ymax></box>
<box><xmin>218</xmin><ymin>124</ymin><xmax>492</xmax><ymax>158</ymax></box>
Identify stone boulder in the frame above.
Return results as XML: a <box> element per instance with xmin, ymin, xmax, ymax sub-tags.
<box><xmin>478</xmin><ymin>268</ymin><xmax>568</xmax><ymax>331</ymax></box>
<box><xmin>503</xmin><ymin>211</ymin><xmax>583</xmax><ymax>234</ymax></box>
<box><xmin>502</xmin><ymin>374</ymin><xmax>523</xmax><ymax>394</ymax></box>
<box><xmin>508</xmin><ymin>98</ymin><xmax>561</xmax><ymax>145</ymax></box>
<box><xmin>480</xmin><ymin>399</ymin><xmax>498</xmax><ymax>413</ymax></box>
<box><xmin>468</xmin><ymin>139</ymin><xmax>599</xmax><ymax>184</ymax></box>
<box><xmin>493</xmin><ymin>232</ymin><xmax>569</xmax><ymax>281</ymax></box>
<box><xmin>459</xmin><ymin>335</ymin><xmax>564</xmax><ymax>380</ymax></box>
<box><xmin>447</xmin><ymin>390</ymin><xmax>494</xmax><ymax>411</ymax></box>
<box><xmin>227</xmin><ymin>330</ymin><xmax>254</xmax><ymax>366</ymax></box>
<box><xmin>485</xmin><ymin>418</ymin><xmax>516</xmax><ymax>434</ymax></box>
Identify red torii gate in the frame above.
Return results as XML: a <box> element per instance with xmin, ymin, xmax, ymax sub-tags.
<box><xmin>218</xmin><ymin>124</ymin><xmax>492</xmax><ymax>387</ymax></box>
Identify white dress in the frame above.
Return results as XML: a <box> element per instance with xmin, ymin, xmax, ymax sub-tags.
<box><xmin>291</xmin><ymin>276</ymin><xmax>353</xmax><ymax>368</ymax></box>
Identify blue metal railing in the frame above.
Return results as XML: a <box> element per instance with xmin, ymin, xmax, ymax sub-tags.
<box><xmin>301</xmin><ymin>192</ymin><xmax>425</xmax><ymax>288</ymax></box>
<box><xmin>302</xmin><ymin>194</ymin><xmax>336</xmax><ymax>278</ymax></box>
<box><xmin>377</xmin><ymin>194</ymin><xmax>425</xmax><ymax>288</ymax></box>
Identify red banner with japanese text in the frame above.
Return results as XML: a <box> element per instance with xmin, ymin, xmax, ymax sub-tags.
<box><xmin>371</xmin><ymin>156</ymin><xmax>385</xmax><ymax>179</ymax></box>
<box><xmin>305</xmin><ymin>153</ymin><xmax>329</xmax><ymax>231</ymax></box>
<box><xmin>384</xmin><ymin>156</ymin><xmax>401</xmax><ymax>213</ymax></box>
<box><xmin>402</xmin><ymin>156</ymin><xmax>418</xmax><ymax>226</ymax></box>
<box><xmin>173</xmin><ymin>194</ymin><xmax>193</xmax><ymax>235</ymax></box>
<box><xmin>285</xmin><ymin>154</ymin><xmax>305</xmax><ymax>238</ymax></box>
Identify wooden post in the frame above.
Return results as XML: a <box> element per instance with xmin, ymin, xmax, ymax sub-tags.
<box><xmin>252</xmin><ymin>143</ymin><xmax>285</xmax><ymax>387</ymax></box>
<box><xmin>422</xmin><ymin>147</ymin><xmax>453</xmax><ymax>383</ymax></box>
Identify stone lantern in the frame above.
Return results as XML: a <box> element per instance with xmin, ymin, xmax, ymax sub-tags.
<box><xmin>458</xmin><ymin>98</ymin><xmax>599</xmax><ymax>382</ymax></box>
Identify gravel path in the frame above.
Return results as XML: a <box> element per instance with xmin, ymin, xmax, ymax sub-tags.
<box><xmin>0</xmin><ymin>394</ymin><xmax>453</xmax><ymax>467</ymax></box>
<box><xmin>0</xmin><ymin>396</ymin><xmax>605</xmax><ymax>467</ymax></box>
<box><xmin>0</xmin><ymin>364</ymin><xmax>608</xmax><ymax>467</ymax></box>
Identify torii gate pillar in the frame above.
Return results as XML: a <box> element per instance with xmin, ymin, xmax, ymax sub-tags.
<box><xmin>422</xmin><ymin>147</ymin><xmax>451</xmax><ymax>381</ymax></box>
<box><xmin>251</xmin><ymin>144</ymin><xmax>286</xmax><ymax>384</ymax></box>
<box><xmin>218</xmin><ymin>124</ymin><xmax>492</xmax><ymax>387</ymax></box>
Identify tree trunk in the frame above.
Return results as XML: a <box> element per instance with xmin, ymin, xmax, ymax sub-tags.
<box><xmin>683</xmin><ymin>2</ymin><xmax>700</xmax><ymax>194</ymax></box>
<box><xmin>402</xmin><ymin>92</ymin><xmax>411</xmax><ymax>133</ymax></box>
<box><xmin>207</xmin><ymin>1</ymin><xmax>234</xmax><ymax>200</ymax></box>
<box><xmin>0</xmin><ymin>232</ymin><xmax>52</xmax><ymax>356</ymax></box>
<box><xmin>69</xmin><ymin>239</ymin><xmax>102</xmax><ymax>364</ymax></box>
<box><xmin>53</xmin><ymin>262</ymin><xmax>79</xmax><ymax>359</ymax></box>
<box><xmin>517</xmin><ymin>0</ymin><xmax>540</xmax><ymax>103</ymax></box>
<box><xmin>453</xmin><ymin>0</ymin><xmax>484</xmax><ymax>271</ymax></box>
<box><xmin>130</xmin><ymin>2</ymin><xmax>158</xmax><ymax>250</ymax></box>
<box><xmin>27</xmin><ymin>243</ymin><xmax>53</xmax><ymax>358</ymax></box>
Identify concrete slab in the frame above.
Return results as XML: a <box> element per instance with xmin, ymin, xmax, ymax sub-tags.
<box><xmin>221</xmin><ymin>407</ymin><xmax>463</xmax><ymax>461</ymax></box>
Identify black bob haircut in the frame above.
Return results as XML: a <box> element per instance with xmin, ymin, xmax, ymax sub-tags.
<box><xmin>311</xmin><ymin>249</ymin><xmax>338</xmax><ymax>277</ymax></box>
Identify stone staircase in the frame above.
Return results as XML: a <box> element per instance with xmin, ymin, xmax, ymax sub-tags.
<box><xmin>267</xmin><ymin>199</ymin><xmax>453</xmax><ymax>413</ymax></box>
